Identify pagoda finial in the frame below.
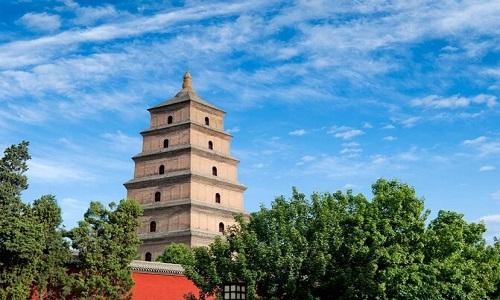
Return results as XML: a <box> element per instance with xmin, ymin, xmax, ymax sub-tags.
<box><xmin>182</xmin><ymin>71</ymin><xmax>192</xmax><ymax>89</ymax></box>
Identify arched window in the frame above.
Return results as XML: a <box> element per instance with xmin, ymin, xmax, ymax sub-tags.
<box><xmin>219</xmin><ymin>222</ymin><xmax>224</xmax><ymax>233</ymax></box>
<box><xmin>167</xmin><ymin>116</ymin><xmax>173</xmax><ymax>124</ymax></box>
<box><xmin>212</xmin><ymin>166</ymin><xmax>217</xmax><ymax>176</ymax></box>
<box><xmin>159</xmin><ymin>165</ymin><xmax>165</xmax><ymax>175</ymax></box>
<box><xmin>155</xmin><ymin>192</ymin><xmax>161</xmax><ymax>202</ymax></box>
<box><xmin>215</xmin><ymin>193</ymin><xmax>221</xmax><ymax>204</ymax></box>
<box><xmin>205</xmin><ymin>117</ymin><xmax>210</xmax><ymax>126</ymax></box>
<box><xmin>163</xmin><ymin>139</ymin><xmax>169</xmax><ymax>148</ymax></box>
<box><xmin>150</xmin><ymin>221</ymin><xmax>156</xmax><ymax>233</ymax></box>
<box><xmin>145</xmin><ymin>252</ymin><xmax>152</xmax><ymax>262</ymax></box>
<box><xmin>208</xmin><ymin>141</ymin><xmax>213</xmax><ymax>150</ymax></box>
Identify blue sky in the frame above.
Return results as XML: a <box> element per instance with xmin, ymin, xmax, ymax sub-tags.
<box><xmin>0</xmin><ymin>0</ymin><xmax>499</xmax><ymax>240</ymax></box>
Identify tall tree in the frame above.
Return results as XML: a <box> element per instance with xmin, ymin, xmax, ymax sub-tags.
<box><xmin>0</xmin><ymin>142</ymin><xmax>70</xmax><ymax>300</ymax></box>
<box><xmin>0</xmin><ymin>142</ymin><xmax>44</xmax><ymax>300</ymax></box>
<box><xmin>69</xmin><ymin>199</ymin><xmax>142</xmax><ymax>299</ymax></box>
<box><xmin>31</xmin><ymin>195</ymin><xmax>71</xmax><ymax>299</ymax></box>
<box><xmin>183</xmin><ymin>179</ymin><xmax>500</xmax><ymax>299</ymax></box>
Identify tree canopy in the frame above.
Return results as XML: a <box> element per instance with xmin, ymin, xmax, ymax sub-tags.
<box><xmin>0</xmin><ymin>142</ymin><xmax>142</xmax><ymax>300</ymax></box>
<box><xmin>68</xmin><ymin>199</ymin><xmax>142</xmax><ymax>299</ymax></box>
<box><xmin>164</xmin><ymin>180</ymin><xmax>500</xmax><ymax>299</ymax></box>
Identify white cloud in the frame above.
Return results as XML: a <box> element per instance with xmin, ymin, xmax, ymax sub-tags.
<box><xmin>400</xmin><ymin>116</ymin><xmax>421</xmax><ymax>128</ymax></box>
<box><xmin>340</xmin><ymin>147</ymin><xmax>362</xmax><ymax>158</ymax></box>
<box><xmin>411</xmin><ymin>94</ymin><xmax>497</xmax><ymax>109</ymax></box>
<box><xmin>101</xmin><ymin>131</ymin><xmax>141</xmax><ymax>153</ymax></box>
<box><xmin>342</xmin><ymin>142</ymin><xmax>360</xmax><ymax>148</ymax></box>
<box><xmin>18</xmin><ymin>12</ymin><xmax>61</xmax><ymax>32</ymax></box>
<box><xmin>383</xmin><ymin>136</ymin><xmax>397</xmax><ymax>141</ymax></box>
<box><xmin>252</xmin><ymin>163</ymin><xmax>266</xmax><ymax>169</ymax></box>
<box><xmin>226</xmin><ymin>127</ymin><xmax>240</xmax><ymax>134</ymax></box>
<box><xmin>28</xmin><ymin>158</ymin><xmax>94</xmax><ymax>182</ymax></box>
<box><xmin>463</xmin><ymin>136</ymin><xmax>487</xmax><ymax>146</ymax></box>
<box><xmin>382</xmin><ymin>124</ymin><xmax>396</xmax><ymax>129</ymax></box>
<box><xmin>371</xmin><ymin>154</ymin><xmax>387</xmax><ymax>164</ymax></box>
<box><xmin>462</xmin><ymin>136</ymin><xmax>500</xmax><ymax>156</ymax></box>
<box><xmin>289</xmin><ymin>129</ymin><xmax>306</xmax><ymax>136</ymax></box>
<box><xmin>481</xmin><ymin>214</ymin><xmax>500</xmax><ymax>223</ymax></box>
<box><xmin>480</xmin><ymin>214</ymin><xmax>500</xmax><ymax>243</ymax></box>
<box><xmin>296</xmin><ymin>155</ymin><xmax>316</xmax><ymax>166</ymax></box>
<box><xmin>362</xmin><ymin>122</ymin><xmax>373</xmax><ymax>128</ymax></box>
<box><xmin>0</xmin><ymin>2</ymin><xmax>269</xmax><ymax>69</ymax></box>
<box><xmin>492</xmin><ymin>190</ymin><xmax>500</xmax><ymax>201</ymax></box>
<box><xmin>69</xmin><ymin>2</ymin><xmax>120</xmax><ymax>26</ymax></box>
<box><xmin>479</xmin><ymin>165</ymin><xmax>495</xmax><ymax>172</ymax></box>
<box><xmin>328</xmin><ymin>126</ymin><xmax>364</xmax><ymax>140</ymax></box>
<box><xmin>301</xmin><ymin>155</ymin><xmax>316</xmax><ymax>162</ymax></box>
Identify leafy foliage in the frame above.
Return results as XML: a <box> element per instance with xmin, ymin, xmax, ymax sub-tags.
<box><xmin>157</xmin><ymin>243</ymin><xmax>195</xmax><ymax>266</ymax></box>
<box><xmin>0</xmin><ymin>141</ymin><xmax>43</xmax><ymax>299</ymax></box>
<box><xmin>69</xmin><ymin>199</ymin><xmax>143</xmax><ymax>299</ymax></box>
<box><xmin>180</xmin><ymin>179</ymin><xmax>500</xmax><ymax>299</ymax></box>
<box><xmin>31</xmin><ymin>195</ymin><xmax>72</xmax><ymax>300</ymax></box>
<box><xmin>1</xmin><ymin>142</ymin><xmax>142</xmax><ymax>299</ymax></box>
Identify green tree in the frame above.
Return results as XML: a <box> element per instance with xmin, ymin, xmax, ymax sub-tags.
<box><xmin>0</xmin><ymin>142</ymin><xmax>69</xmax><ymax>300</ymax></box>
<box><xmin>0</xmin><ymin>142</ymin><xmax>43</xmax><ymax>299</ymax></box>
<box><xmin>183</xmin><ymin>222</ymin><xmax>258</xmax><ymax>300</ymax></box>
<box><xmin>184</xmin><ymin>179</ymin><xmax>500</xmax><ymax>299</ymax></box>
<box><xmin>31</xmin><ymin>195</ymin><xmax>71</xmax><ymax>299</ymax></box>
<box><xmin>421</xmin><ymin>211</ymin><xmax>498</xmax><ymax>299</ymax></box>
<box><xmin>69</xmin><ymin>199</ymin><xmax>142</xmax><ymax>299</ymax></box>
<box><xmin>157</xmin><ymin>243</ymin><xmax>195</xmax><ymax>266</ymax></box>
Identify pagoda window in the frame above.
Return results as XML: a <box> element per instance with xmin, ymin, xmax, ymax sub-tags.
<box><xmin>150</xmin><ymin>221</ymin><xmax>156</xmax><ymax>233</ymax></box>
<box><xmin>212</xmin><ymin>166</ymin><xmax>217</xmax><ymax>176</ymax></box>
<box><xmin>219</xmin><ymin>222</ymin><xmax>224</xmax><ymax>233</ymax></box>
<box><xmin>145</xmin><ymin>252</ymin><xmax>152</xmax><ymax>261</ymax></box>
<box><xmin>208</xmin><ymin>141</ymin><xmax>213</xmax><ymax>150</ymax></box>
<box><xmin>159</xmin><ymin>165</ymin><xmax>165</xmax><ymax>175</ymax></box>
<box><xmin>163</xmin><ymin>139</ymin><xmax>169</xmax><ymax>148</ymax></box>
<box><xmin>167</xmin><ymin>116</ymin><xmax>173</xmax><ymax>124</ymax></box>
<box><xmin>215</xmin><ymin>193</ymin><xmax>221</xmax><ymax>204</ymax></box>
<box><xmin>205</xmin><ymin>117</ymin><xmax>210</xmax><ymax>126</ymax></box>
<box><xmin>155</xmin><ymin>192</ymin><xmax>161</xmax><ymax>202</ymax></box>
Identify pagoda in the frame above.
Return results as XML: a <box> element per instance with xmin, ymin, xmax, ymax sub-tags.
<box><xmin>124</xmin><ymin>72</ymin><xmax>246</xmax><ymax>261</ymax></box>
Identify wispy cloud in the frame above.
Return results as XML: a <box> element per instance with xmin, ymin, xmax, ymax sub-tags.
<box><xmin>18</xmin><ymin>12</ymin><xmax>61</xmax><ymax>32</ymax></box>
<box><xmin>411</xmin><ymin>94</ymin><xmax>497</xmax><ymax>109</ymax></box>
<box><xmin>383</xmin><ymin>136</ymin><xmax>397</xmax><ymax>141</ymax></box>
<box><xmin>328</xmin><ymin>126</ymin><xmax>364</xmax><ymax>140</ymax></box>
<box><xmin>480</xmin><ymin>214</ymin><xmax>500</xmax><ymax>242</ymax></box>
<box><xmin>101</xmin><ymin>131</ymin><xmax>141</xmax><ymax>153</ymax></box>
<box><xmin>479</xmin><ymin>165</ymin><xmax>495</xmax><ymax>172</ymax></box>
<box><xmin>28</xmin><ymin>158</ymin><xmax>94</xmax><ymax>183</ymax></box>
<box><xmin>227</xmin><ymin>127</ymin><xmax>240</xmax><ymax>134</ymax></box>
<box><xmin>492</xmin><ymin>190</ymin><xmax>500</xmax><ymax>201</ymax></box>
<box><xmin>289</xmin><ymin>129</ymin><xmax>306</xmax><ymax>136</ymax></box>
<box><xmin>463</xmin><ymin>136</ymin><xmax>487</xmax><ymax>146</ymax></box>
<box><xmin>463</xmin><ymin>136</ymin><xmax>500</xmax><ymax>156</ymax></box>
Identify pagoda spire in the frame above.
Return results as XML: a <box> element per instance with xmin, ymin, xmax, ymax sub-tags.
<box><xmin>182</xmin><ymin>71</ymin><xmax>193</xmax><ymax>89</ymax></box>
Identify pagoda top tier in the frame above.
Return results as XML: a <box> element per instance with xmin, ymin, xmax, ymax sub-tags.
<box><xmin>149</xmin><ymin>72</ymin><xmax>224</xmax><ymax>112</ymax></box>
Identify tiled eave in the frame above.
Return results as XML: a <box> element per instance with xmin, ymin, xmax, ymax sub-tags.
<box><xmin>130</xmin><ymin>260</ymin><xmax>184</xmax><ymax>275</ymax></box>
<box><xmin>140</xmin><ymin>121</ymin><xmax>232</xmax><ymax>139</ymax></box>
<box><xmin>124</xmin><ymin>171</ymin><xmax>247</xmax><ymax>192</ymax></box>
<box><xmin>132</xmin><ymin>145</ymin><xmax>240</xmax><ymax>165</ymax></box>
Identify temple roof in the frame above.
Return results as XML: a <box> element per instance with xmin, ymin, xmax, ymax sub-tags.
<box><xmin>149</xmin><ymin>72</ymin><xmax>224</xmax><ymax>112</ymax></box>
<box><xmin>130</xmin><ymin>260</ymin><xmax>184</xmax><ymax>275</ymax></box>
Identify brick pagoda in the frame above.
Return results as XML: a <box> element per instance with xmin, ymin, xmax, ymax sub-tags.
<box><xmin>124</xmin><ymin>72</ymin><xmax>246</xmax><ymax>261</ymax></box>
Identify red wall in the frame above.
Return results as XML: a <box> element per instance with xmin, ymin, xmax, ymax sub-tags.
<box><xmin>132</xmin><ymin>272</ymin><xmax>213</xmax><ymax>300</ymax></box>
